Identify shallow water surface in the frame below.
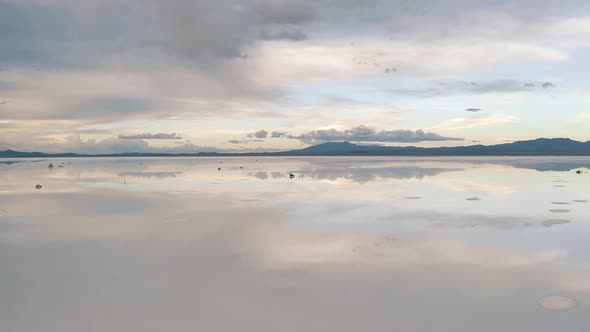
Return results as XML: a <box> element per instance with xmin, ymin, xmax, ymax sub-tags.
<box><xmin>1</xmin><ymin>156</ymin><xmax>590</xmax><ymax>332</ymax></box>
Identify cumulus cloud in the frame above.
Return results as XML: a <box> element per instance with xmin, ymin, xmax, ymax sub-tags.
<box><xmin>271</xmin><ymin>131</ymin><xmax>287</xmax><ymax>138</ymax></box>
<box><xmin>118</xmin><ymin>133</ymin><xmax>183</xmax><ymax>140</ymax></box>
<box><xmin>228</xmin><ymin>139</ymin><xmax>265</xmax><ymax>145</ymax></box>
<box><xmin>252</xmin><ymin>130</ymin><xmax>269</xmax><ymax>138</ymax></box>
<box><xmin>286</xmin><ymin>125</ymin><xmax>464</xmax><ymax>143</ymax></box>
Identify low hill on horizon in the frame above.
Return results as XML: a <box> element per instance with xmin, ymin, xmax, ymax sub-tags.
<box><xmin>2</xmin><ymin>138</ymin><xmax>590</xmax><ymax>158</ymax></box>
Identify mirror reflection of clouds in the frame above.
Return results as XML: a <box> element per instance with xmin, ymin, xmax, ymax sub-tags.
<box><xmin>1</xmin><ymin>157</ymin><xmax>590</xmax><ymax>331</ymax></box>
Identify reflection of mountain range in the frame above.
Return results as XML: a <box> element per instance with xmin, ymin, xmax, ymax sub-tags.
<box><xmin>248</xmin><ymin>167</ymin><xmax>462</xmax><ymax>183</ymax></box>
<box><xmin>2</xmin><ymin>138</ymin><xmax>590</xmax><ymax>159</ymax></box>
<box><xmin>284</xmin><ymin>139</ymin><xmax>590</xmax><ymax>156</ymax></box>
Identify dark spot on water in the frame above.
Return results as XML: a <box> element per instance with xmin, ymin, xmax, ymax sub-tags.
<box><xmin>404</xmin><ymin>196</ymin><xmax>422</xmax><ymax>200</ymax></box>
<box><xmin>553</xmin><ymin>185</ymin><xmax>565</xmax><ymax>188</ymax></box>
<box><xmin>240</xmin><ymin>199</ymin><xmax>260</xmax><ymax>202</ymax></box>
<box><xmin>552</xmin><ymin>202</ymin><xmax>570</xmax><ymax>205</ymax></box>
<box><xmin>573</xmin><ymin>200</ymin><xmax>588</xmax><ymax>203</ymax></box>
<box><xmin>466</xmin><ymin>197</ymin><xmax>481</xmax><ymax>201</ymax></box>
<box><xmin>542</xmin><ymin>219</ymin><xmax>571</xmax><ymax>227</ymax></box>
<box><xmin>549</xmin><ymin>209</ymin><xmax>570</xmax><ymax>213</ymax></box>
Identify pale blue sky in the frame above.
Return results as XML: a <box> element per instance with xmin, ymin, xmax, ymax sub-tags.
<box><xmin>1</xmin><ymin>0</ymin><xmax>589</xmax><ymax>153</ymax></box>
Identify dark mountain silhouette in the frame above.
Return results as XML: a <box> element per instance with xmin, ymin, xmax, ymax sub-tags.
<box><xmin>2</xmin><ymin>138</ymin><xmax>590</xmax><ymax>158</ymax></box>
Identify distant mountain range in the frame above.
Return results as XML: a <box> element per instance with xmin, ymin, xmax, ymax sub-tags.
<box><xmin>2</xmin><ymin>138</ymin><xmax>590</xmax><ymax>158</ymax></box>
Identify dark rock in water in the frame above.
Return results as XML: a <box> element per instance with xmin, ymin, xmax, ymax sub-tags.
<box><xmin>576</xmin><ymin>170</ymin><xmax>582</xmax><ymax>174</ymax></box>
<box><xmin>35</xmin><ymin>184</ymin><xmax>42</xmax><ymax>189</ymax></box>
<box><xmin>289</xmin><ymin>173</ymin><xmax>295</xmax><ymax>179</ymax></box>
<box><xmin>48</xmin><ymin>163</ymin><xmax>54</xmax><ymax>168</ymax></box>
<box><xmin>218</xmin><ymin>167</ymin><xmax>221</xmax><ymax>171</ymax></box>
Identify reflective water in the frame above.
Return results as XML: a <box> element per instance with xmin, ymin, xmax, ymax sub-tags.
<box><xmin>1</xmin><ymin>157</ymin><xmax>589</xmax><ymax>331</ymax></box>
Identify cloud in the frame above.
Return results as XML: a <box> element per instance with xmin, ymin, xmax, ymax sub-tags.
<box><xmin>286</xmin><ymin>125</ymin><xmax>464</xmax><ymax>143</ymax></box>
<box><xmin>271</xmin><ymin>131</ymin><xmax>287</xmax><ymax>138</ymax></box>
<box><xmin>1</xmin><ymin>1</ymin><xmax>589</xmax><ymax>153</ymax></box>
<box><xmin>465</xmin><ymin>108</ymin><xmax>481</xmax><ymax>112</ymax></box>
<box><xmin>0</xmin><ymin>0</ymin><xmax>318</xmax><ymax>69</ymax></box>
<box><xmin>261</xmin><ymin>27</ymin><xmax>307</xmax><ymax>41</ymax></box>
<box><xmin>118</xmin><ymin>133</ymin><xmax>183</xmax><ymax>140</ymax></box>
<box><xmin>253</xmin><ymin>130</ymin><xmax>268</xmax><ymax>138</ymax></box>
<box><xmin>542</xmin><ymin>82</ymin><xmax>556</xmax><ymax>88</ymax></box>
<box><xmin>228</xmin><ymin>139</ymin><xmax>265</xmax><ymax>145</ymax></box>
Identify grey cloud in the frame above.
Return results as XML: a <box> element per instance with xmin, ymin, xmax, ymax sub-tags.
<box><xmin>0</xmin><ymin>2</ymin><xmax>81</xmax><ymax>68</ymax></box>
<box><xmin>0</xmin><ymin>0</ymin><xmax>318</xmax><ymax>69</ymax></box>
<box><xmin>261</xmin><ymin>27</ymin><xmax>307</xmax><ymax>41</ymax></box>
<box><xmin>254</xmin><ymin>130</ymin><xmax>268</xmax><ymax>138</ymax></box>
<box><xmin>118</xmin><ymin>133</ymin><xmax>183</xmax><ymax>140</ymax></box>
<box><xmin>0</xmin><ymin>96</ymin><xmax>170</xmax><ymax>123</ymax></box>
<box><xmin>271</xmin><ymin>131</ymin><xmax>287</xmax><ymax>138</ymax></box>
<box><xmin>228</xmin><ymin>139</ymin><xmax>265</xmax><ymax>144</ymax></box>
<box><xmin>542</xmin><ymin>82</ymin><xmax>556</xmax><ymax>88</ymax></box>
<box><xmin>465</xmin><ymin>108</ymin><xmax>481</xmax><ymax>112</ymax></box>
<box><xmin>287</xmin><ymin>125</ymin><xmax>464</xmax><ymax>143</ymax></box>
<box><xmin>2</xmin><ymin>0</ymin><xmax>589</xmax><ymax>71</ymax></box>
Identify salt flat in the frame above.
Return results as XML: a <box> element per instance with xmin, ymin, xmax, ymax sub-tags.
<box><xmin>1</xmin><ymin>157</ymin><xmax>589</xmax><ymax>332</ymax></box>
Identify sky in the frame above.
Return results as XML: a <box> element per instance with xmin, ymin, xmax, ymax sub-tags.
<box><xmin>1</xmin><ymin>0</ymin><xmax>590</xmax><ymax>153</ymax></box>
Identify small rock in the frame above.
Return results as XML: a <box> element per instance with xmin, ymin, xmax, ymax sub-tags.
<box><xmin>35</xmin><ymin>184</ymin><xmax>42</xmax><ymax>189</ymax></box>
<box><xmin>48</xmin><ymin>163</ymin><xmax>54</xmax><ymax>168</ymax></box>
<box><xmin>218</xmin><ymin>167</ymin><xmax>221</xmax><ymax>171</ymax></box>
<box><xmin>576</xmin><ymin>170</ymin><xmax>582</xmax><ymax>174</ymax></box>
<box><xmin>289</xmin><ymin>173</ymin><xmax>295</xmax><ymax>179</ymax></box>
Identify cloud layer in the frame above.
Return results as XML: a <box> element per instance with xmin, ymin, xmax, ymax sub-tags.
<box><xmin>286</xmin><ymin>125</ymin><xmax>464</xmax><ymax>143</ymax></box>
<box><xmin>118</xmin><ymin>133</ymin><xmax>183</xmax><ymax>140</ymax></box>
<box><xmin>0</xmin><ymin>0</ymin><xmax>589</xmax><ymax>152</ymax></box>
